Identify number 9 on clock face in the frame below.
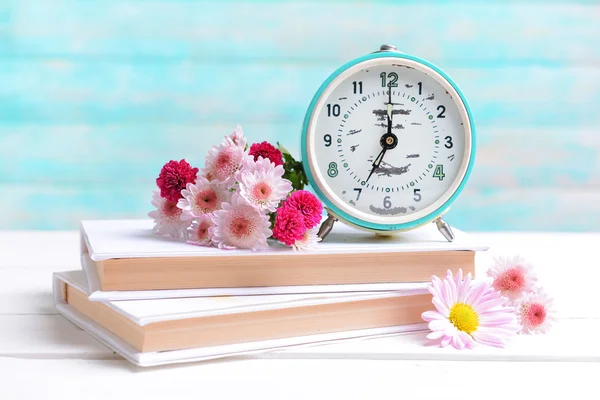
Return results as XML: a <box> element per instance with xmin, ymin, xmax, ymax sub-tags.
<box><xmin>301</xmin><ymin>50</ymin><xmax>475</xmax><ymax>232</ymax></box>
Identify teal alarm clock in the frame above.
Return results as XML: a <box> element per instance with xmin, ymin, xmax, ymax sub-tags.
<box><xmin>301</xmin><ymin>45</ymin><xmax>475</xmax><ymax>242</ymax></box>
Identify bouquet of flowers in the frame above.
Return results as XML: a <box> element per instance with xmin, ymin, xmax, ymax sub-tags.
<box><xmin>148</xmin><ymin>126</ymin><xmax>323</xmax><ymax>251</ymax></box>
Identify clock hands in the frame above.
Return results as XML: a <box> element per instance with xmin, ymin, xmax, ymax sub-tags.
<box><xmin>366</xmin><ymin>87</ymin><xmax>397</xmax><ymax>183</ymax></box>
<box><xmin>365</xmin><ymin>147</ymin><xmax>387</xmax><ymax>183</ymax></box>
<box><xmin>387</xmin><ymin>86</ymin><xmax>393</xmax><ymax>124</ymax></box>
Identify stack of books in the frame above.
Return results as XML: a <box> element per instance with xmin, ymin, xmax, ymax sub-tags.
<box><xmin>54</xmin><ymin>219</ymin><xmax>487</xmax><ymax>367</ymax></box>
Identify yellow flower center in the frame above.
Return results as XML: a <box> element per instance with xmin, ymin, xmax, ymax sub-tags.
<box><xmin>449</xmin><ymin>303</ymin><xmax>480</xmax><ymax>334</ymax></box>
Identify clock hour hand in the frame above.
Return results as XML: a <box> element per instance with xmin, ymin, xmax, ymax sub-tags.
<box><xmin>365</xmin><ymin>147</ymin><xmax>387</xmax><ymax>183</ymax></box>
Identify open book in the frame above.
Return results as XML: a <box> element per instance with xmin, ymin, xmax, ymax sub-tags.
<box><xmin>54</xmin><ymin>271</ymin><xmax>431</xmax><ymax>367</ymax></box>
<box><xmin>80</xmin><ymin>219</ymin><xmax>487</xmax><ymax>299</ymax></box>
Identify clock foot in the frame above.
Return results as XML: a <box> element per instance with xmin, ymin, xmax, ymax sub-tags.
<box><xmin>434</xmin><ymin>217</ymin><xmax>455</xmax><ymax>242</ymax></box>
<box><xmin>317</xmin><ymin>213</ymin><xmax>338</xmax><ymax>240</ymax></box>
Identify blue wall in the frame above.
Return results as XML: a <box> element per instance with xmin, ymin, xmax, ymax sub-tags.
<box><xmin>1</xmin><ymin>0</ymin><xmax>599</xmax><ymax>231</ymax></box>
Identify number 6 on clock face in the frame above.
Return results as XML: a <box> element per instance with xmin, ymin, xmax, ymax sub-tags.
<box><xmin>301</xmin><ymin>47</ymin><xmax>475</xmax><ymax>233</ymax></box>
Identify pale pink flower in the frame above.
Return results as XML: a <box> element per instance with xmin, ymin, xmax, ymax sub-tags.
<box><xmin>209</xmin><ymin>195</ymin><xmax>272</xmax><ymax>251</ymax></box>
<box><xmin>240</xmin><ymin>155</ymin><xmax>276</xmax><ymax>175</ymax></box>
<box><xmin>148</xmin><ymin>190</ymin><xmax>190</xmax><ymax>239</ymax></box>
<box><xmin>227</xmin><ymin>124</ymin><xmax>246</xmax><ymax>149</ymax></box>
<box><xmin>187</xmin><ymin>215</ymin><xmax>214</xmax><ymax>247</ymax></box>
<box><xmin>293</xmin><ymin>228</ymin><xmax>321</xmax><ymax>251</ymax></box>
<box><xmin>177</xmin><ymin>177</ymin><xmax>231</xmax><ymax>220</ymax></box>
<box><xmin>203</xmin><ymin>137</ymin><xmax>249</xmax><ymax>187</ymax></box>
<box><xmin>422</xmin><ymin>269</ymin><xmax>521</xmax><ymax>349</ymax></box>
<box><xmin>238</xmin><ymin>163</ymin><xmax>292</xmax><ymax>213</ymax></box>
<box><xmin>487</xmin><ymin>255</ymin><xmax>537</xmax><ymax>303</ymax></box>
<box><xmin>517</xmin><ymin>290</ymin><xmax>555</xmax><ymax>334</ymax></box>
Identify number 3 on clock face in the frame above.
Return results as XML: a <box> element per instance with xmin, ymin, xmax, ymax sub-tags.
<box><xmin>301</xmin><ymin>48</ymin><xmax>475</xmax><ymax>233</ymax></box>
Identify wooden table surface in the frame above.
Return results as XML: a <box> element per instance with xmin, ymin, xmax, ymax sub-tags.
<box><xmin>1</xmin><ymin>230</ymin><xmax>599</xmax><ymax>399</ymax></box>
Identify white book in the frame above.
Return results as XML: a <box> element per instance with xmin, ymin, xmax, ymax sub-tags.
<box><xmin>54</xmin><ymin>271</ymin><xmax>430</xmax><ymax>367</ymax></box>
<box><xmin>80</xmin><ymin>219</ymin><xmax>488</xmax><ymax>301</ymax></box>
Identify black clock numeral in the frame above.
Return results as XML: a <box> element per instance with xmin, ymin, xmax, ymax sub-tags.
<box><xmin>353</xmin><ymin>81</ymin><xmax>363</xmax><ymax>94</ymax></box>
<box><xmin>413</xmin><ymin>188</ymin><xmax>422</xmax><ymax>202</ymax></box>
<box><xmin>323</xmin><ymin>134</ymin><xmax>332</xmax><ymax>147</ymax></box>
<box><xmin>327</xmin><ymin>104</ymin><xmax>341</xmax><ymax>117</ymax></box>
<box><xmin>380</xmin><ymin>72</ymin><xmax>398</xmax><ymax>88</ymax></box>
<box><xmin>417</xmin><ymin>82</ymin><xmax>422</xmax><ymax>95</ymax></box>
<box><xmin>437</xmin><ymin>105</ymin><xmax>446</xmax><ymax>118</ymax></box>
<box><xmin>353</xmin><ymin>188</ymin><xmax>362</xmax><ymax>201</ymax></box>
<box><xmin>383</xmin><ymin>196</ymin><xmax>392</xmax><ymax>209</ymax></box>
<box><xmin>444</xmin><ymin>136</ymin><xmax>453</xmax><ymax>149</ymax></box>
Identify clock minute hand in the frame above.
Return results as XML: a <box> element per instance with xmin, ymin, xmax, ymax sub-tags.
<box><xmin>365</xmin><ymin>147</ymin><xmax>387</xmax><ymax>183</ymax></box>
<box><xmin>386</xmin><ymin>87</ymin><xmax>393</xmax><ymax>134</ymax></box>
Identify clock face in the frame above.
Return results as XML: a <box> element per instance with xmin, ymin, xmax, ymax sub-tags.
<box><xmin>304</xmin><ymin>56</ymin><xmax>472</xmax><ymax>227</ymax></box>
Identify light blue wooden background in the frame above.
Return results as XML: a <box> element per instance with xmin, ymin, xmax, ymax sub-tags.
<box><xmin>1</xmin><ymin>0</ymin><xmax>599</xmax><ymax>231</ymax></box>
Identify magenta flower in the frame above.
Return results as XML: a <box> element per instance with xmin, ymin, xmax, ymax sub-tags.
<box><xmin>248</xmin><ymin>141</ymin><xmax>284</xmax><ymax>166</ymax></box>
<box><xmin>422</xmin><ymin>269</ymin><xmax>521</xmax><ymax>349</ymax></box>
<box><xmin>156</xmin><ymin>159</ymin><xmax>199</xmax><ymax>202</ymax></box>
<box><xmin>282</xmin><ymin>190</ymin><xmax>323</xmax><ymax>229</ymax></box>
<box><xmin>272</xmin><ymin>206</ymin><xmax>306</xmax><ymax>246</ymax></box>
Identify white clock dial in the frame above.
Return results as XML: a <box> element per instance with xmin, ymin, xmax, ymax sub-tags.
<box><xmin>305</xmin><ymin>57</ymin><xmax>472</xmax><ymax>226</ymax></box>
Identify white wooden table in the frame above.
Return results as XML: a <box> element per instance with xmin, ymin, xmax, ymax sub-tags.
<box><xmin>1</xmin><ymin>230</ymin><xmax>599</xmax><ymax>399</ymax></box>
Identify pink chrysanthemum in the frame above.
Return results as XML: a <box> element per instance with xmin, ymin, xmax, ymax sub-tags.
<box><xmin>272</xmin><ymin>206</ymin><xmax>306</xmax><ymax>246</ymax></box>
<box><xmin>487</xmin><ymin>255</ymin><xmax>537</xmax><ymax>303</ymax></box>
<box><xmin>228</xmin><ymin>125</ymin><xmax>246</xmax><ymax>149</ymax></box>
<box><xmin>293</xmin><ymin>228</ymin><xmax>321</xmax><ymax>251</ymax></box>
<box><xmin>156</xmin><ymin>159</ymin><xmax>199</xmax><ymax>202</ymax></box>
<box><xmin>203</xmin><ymin>138</ymin><xmax>248</xmax><ymax>187</ymax></box>
<box><xmin>241</xmin><ymin>155</ymin><xmax>275</xmax><ymax>175</ymax></box>
<box><xmin>422</xmin><ymin>269</ymin><xmax>521</xmax><ymax>349</ymax></box>
<box><xmin>282</xmin><ymin>190</ymin><xmax>323</xmax><ymax>229</ymax></box>
<box><xmin>187</xmin><ymin>215</ymin><xmax>214</xmax><ymax>247</ymax></box>
<box><xmin>148</xmin><ymin>190</ymin><xmax>190</xmax><ymax>239</ymax></box>
<box><xmin>209</xmin><ymin>195</ymin><xmax>271</xmax><ymax>251</ymax></box>
<box><xmin>177</xmin><ymin>177</ymin><xmax>231</xmax><ymax>220</ymax></box>
<box><xmin>517</xmin><ymin>290</ymin><xmax>555</xmax><ymax>334</ymax></box>
<box><xmin>248</xmin><ymin>141</ymin><xmax>284</xmax><ymax>167</ymax></box>
<box><xmin>238</xmin><ymin>163</ymin><xmax>292</xmax><ymax>213</ymax></box>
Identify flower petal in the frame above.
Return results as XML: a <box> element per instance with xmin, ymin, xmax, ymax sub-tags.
<box><xmin>429</xmin><ymin>319</ymin><xmax>451</xmax><ymax>332</ymax></box>
<box><xmin>471</xmin><ymin>331</ymin><xmax>507</xmax><ymax>348</ymax></box>
<box><xmin>458</xmin><ymin>272</ymin><xmax>471</xmax><ymax>303</ymax></box>
<box><xmin>421</xmin><ymin>310</ymin><xmax>445</xmax><ymax>322</ymax></box>
<box><xmin>479</xmin><ymin>312</ymin><xmax>518</xmax><ymax>327</ymax></box>
<box><xmin>432</xmin><ymin>297</ymin><xmax>450</xmax><ymax>317</ymax></box>
<box><xmin>427</xmin><ymin>330</ymin><xmax>446</xmax><ymax>340</ymax></box>
<box><xmin>458</xmin><ymin>330</ymin><xmax>474</xmax><ymax>349</ymax></box>
<box><xmin>475</xmin><ymin>296</ymin><xmax>509</xmax><ymax>313</ymax></box>
<box><xmin>440</xmin><ymin>335</ymin><xmax>452</xmax><ymax>347</ymax></box>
